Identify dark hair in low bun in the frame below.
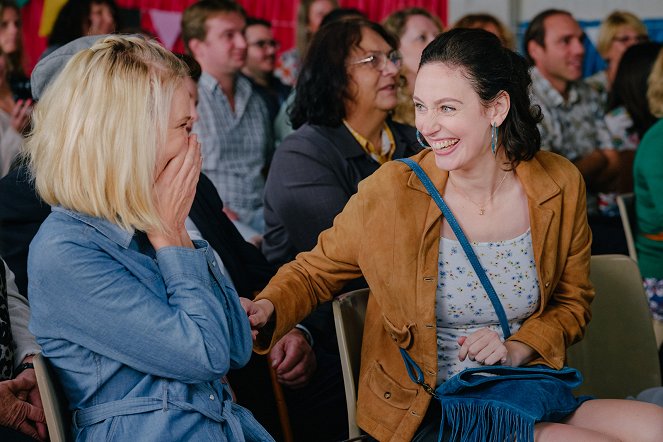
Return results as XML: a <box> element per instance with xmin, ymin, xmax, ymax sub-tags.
<box><xmin>419</xmin><ymin>28</ymin><xmax>542</xmax><ymax>168</ymax></box>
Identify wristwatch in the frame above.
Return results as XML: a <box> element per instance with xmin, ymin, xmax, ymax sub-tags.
<box><xmin>14</xmin><ymin>362</ymin><xmax>34</xmax><ymax>376</ymax></box>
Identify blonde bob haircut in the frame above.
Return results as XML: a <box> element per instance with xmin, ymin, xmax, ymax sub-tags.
<box><xmin>25</xmin><ymin>35</ymin><xmax>188</xmax><ymax>233</ymax></box>
<box><xmin>596</xmin><ymin>11</ymin><xmax>648</xmax><ymax>58</ymax></box>
<box><xmin>647</xmin><ymin>48</ymin><xmax>663</xmax><ymax>117</ymax></box>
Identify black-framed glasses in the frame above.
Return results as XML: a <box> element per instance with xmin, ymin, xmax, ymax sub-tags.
<box><xmin>249</xmin><ymin>39</ymin><xmax>280</xmax><ymax>50</ymax></box>
<box><xmin>612</xmin><ymin>34</ymin><xmax>649</xmax><ymax>44</ymax></box>
<box><xmin>351</xmin><ymin>50</ymin><xmax>402</xmax><ymax>71</ymax></box>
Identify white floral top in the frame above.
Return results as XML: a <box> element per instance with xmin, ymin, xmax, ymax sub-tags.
<box><xmin>435</xmin><ymin>229</ymin><xmax>540</xmax><ymax>385</ymax></box>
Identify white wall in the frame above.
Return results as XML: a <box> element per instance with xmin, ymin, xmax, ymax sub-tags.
<box><xmin>448</xmin><ymin>0</ymin><xmax>663</xmax><ymax>29</ymax></box>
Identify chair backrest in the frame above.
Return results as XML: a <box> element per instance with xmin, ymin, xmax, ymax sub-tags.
<box><xmin>567</xmin><ymin>255</ymin><xmax>660</xmax><ymax>398</ymax></box>
<box><xmin>33</xmin><ymin>352</ymin><xmax>71</xmax><ymax>442</ymax></box>
<box><xmin>617</xmin><ymin>193</ymin><xmax>638</xmax><ymax>262</ymax></box>
<box><xmin>333</xmin><ymin>288</ymin><xmax>369</xmax><ymax>439</ymax></box>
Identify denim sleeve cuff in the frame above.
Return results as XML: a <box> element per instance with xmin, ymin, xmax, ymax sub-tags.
<box><xmin>156</xmin><ymin>243</ymin><xmax>210</xmax><ymax>284</ymax></box>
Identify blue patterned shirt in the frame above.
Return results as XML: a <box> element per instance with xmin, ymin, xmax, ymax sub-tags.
<box><xmin>530</xmin><ymin>67</ymin><xmax>615</xmax><ymax>162</ymax></box>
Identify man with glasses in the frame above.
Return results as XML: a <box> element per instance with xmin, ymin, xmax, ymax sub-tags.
<box><xmin>525</xmin><ymin>9</ymin><xmax>624</xmax><ymax>254</ymax></box>
<box><xmin>242</xmin><ymin>18</ymin><xmax>292</xmax><ymax>122</ymax></box>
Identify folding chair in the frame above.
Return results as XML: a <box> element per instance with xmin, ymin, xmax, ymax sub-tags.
<box><xmin>567</xmin><ymin>255</ymin><xmax>661</xmax><ymax>398</ymax></box>
<box><xmin>332</xmin><ymin>288</ymin><xmax>369</xmax><ymax>440</ymax></box>
<box><xmin>33</xmin><ymin>352</ymin><xmax>71</xmax><ymax>442</ymax></box>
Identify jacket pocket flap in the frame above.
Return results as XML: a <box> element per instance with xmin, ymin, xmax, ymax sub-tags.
<box><xmin>381</xmin><ymin>314</ymin><xmax>415</xmax><ymax>349</ymax></box>
<box><xmin>367</xmin><ymin>361</ymin><xmax>418</xmax><ymax>410</ymax></box>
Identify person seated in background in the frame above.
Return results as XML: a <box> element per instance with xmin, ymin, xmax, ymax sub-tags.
<box><xmin>452</xmin><ymin>12</ymin><xmax>515</xmax><ymax>49</ymax></box>
<box><xmin>525</xmin><ymin>9</ymin><xmax>624</xmax><ymax>254</ymax></box>
<box><xmin>382</xmin><ymin>7</ymin><xmax>442</xmax><ymax>127</ymax></box>
<box><xmin>587</xmin><ymin>10</ymin><xmax>649</xmax><ymax>108</ymax></box>
<box><xmin>605</xmin><ymin>42</ymin><xmax>661</xmax><ymax>193</ymax></box>
<box><xmin>248</xmin><ymin>28</ymin><xmax>663</xmax><ymax>442</ymax></box>
<box><xmin>25</xmin><ymin>35</ymin><xmax>273</xmax><ymax>441</ymax></box>
<box><xmin>0</xmin><ymin>257</ymin><xmax>43</xmax><ymax>442</ymax></box>
<box><xmin>182</xmin><ymin>0</ymin><xmax>273</xmax><ymax>245</ymax></box>
<box><xmin>274</xmin><ymin>0</ymin><xmax>337</xmax><ymax>86</ymax></box>
<box><xmin>0</xmin><ymin>0</ymin><xmax>31</xmax><ymax>100</ymax></box>
<box><xmin>42</xmin><ymin>0</ymin><xmax>117</xmax><ymax>59</ymax></box>
<box><xmin>241</xmin><ymin>18</ymin><xmax>291</xmax><ymax>123</ymax></box>
<box><xmin>263</xmin><ymin>16</ymin><xmax>420</xmax><ymax>441</ymax></box>
<box><xmin>273</xmin><ymin>7</ymin><xmax>366</xmax><ymax>146</ymax></box>
<box><xmin>634</xmin><ymin>46</ymin><xmax>663</xmax><ymax>352</ymax></box>
<box><xmin>0</xmin><ymin>51</ymin><xmax>30</xmax><ymax>177</ymax></box>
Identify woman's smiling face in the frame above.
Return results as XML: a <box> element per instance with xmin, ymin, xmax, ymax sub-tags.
<box><xmin>414</xmin><ymin>62</ymin><xmax>497</xmax><ymax>172</ymax></box>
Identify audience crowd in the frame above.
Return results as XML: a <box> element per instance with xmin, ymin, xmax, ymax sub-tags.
<box><xmin>0</xmin><ymin>1</ymin><xmax>662</xmax><ymax>441</ymax></box>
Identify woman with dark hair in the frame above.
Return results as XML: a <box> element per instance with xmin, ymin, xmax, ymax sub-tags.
<box><xmin>262</xmin><ymin>16</ymin><xmax>419</xmax><ymax>442</ymax></box>
<box><xmin>43</xmin><ymin>0</ymin><xmax>117</xmax><ymax>58</ymax></box>
<box><xmin>0</xmin><ymin>0</ymin><xmax>30</xmax><ymax>99</ymax></box>
<box><xmin>249</xmin><ymin>29</ymin><xmax>663</xmax><ymax>441</ymax></box>
<box><xmin>605</xmin><ymin>42</ymin><xmax>662</xmax><ymax>193</ymax></box>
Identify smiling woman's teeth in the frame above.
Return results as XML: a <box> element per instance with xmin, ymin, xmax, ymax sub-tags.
<box><xmin>431</xmin><ymin>139</ymin><xmax>459</xmax><ymax>150</ymax></box>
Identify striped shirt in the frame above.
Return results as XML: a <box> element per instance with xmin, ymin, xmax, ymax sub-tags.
<box><xmin>193</xmin><ymin>72</ymin><xmax>273</xmax><ymax>223</ymax></box>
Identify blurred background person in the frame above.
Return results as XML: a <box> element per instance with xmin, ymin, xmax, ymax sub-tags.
<box><xmin>605</xmin><ymin>42</ymin><xmax>661</xmax><ymax>193</ymax></box>
<box><xmin>634</xmin><ymin>46</ymin><xmax>663</xmax><ymax>351</ymax></box>
<box><xmin>263</xmin><ymin>17</ymin><xmax>420</xmax><ymax>441</ymax></box>
<box><xmin>43</xmin><ymin>0</ymin><xmax>118</xmax><ymax>58</ymax></box>
<box><xmin>588</xmin><ymin>10</ymin><xmax>649</xmax><ymax>108</ymax></box>
<box><xmin>241</xmin><ymin>17</ymin><xmax>291</xmax><ymax>123</ymax></box>
<box><xmin>273</xmin><ymin>7</ymin><xmax>365</xmax><ymax>145</ymax></box>
<box><xmin>274</xmin><ymin>0</ymin><xmax>337</xmax><ymax>86</ymax></box>
<box><xmin>452</xmin><ymin>12</ymin><xmax>515</xmax><ymax>49</ymax></box>
<box><xmin>382</xmin><ymin>7</ymin><xmax>442</xmax><ymax>126</ymax></box>
<box><xmin>0</xmin><ymin>51</ymin><xmax>30</xmax><ymax>177</ymax></box>
<box><xmin>0</xmin><ymin>1</ymin><xmax>29</xmax><ymax>100</ymax></box>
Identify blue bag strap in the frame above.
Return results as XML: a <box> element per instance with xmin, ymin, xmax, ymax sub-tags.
<box><xmin>396</xmin><ymin>158</ymin><xmax>511</xmax><ymax>338</ymax></box>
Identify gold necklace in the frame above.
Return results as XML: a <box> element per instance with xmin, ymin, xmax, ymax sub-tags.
<box><xmin>448</xmin><ymin>171</ymin><xmax>510</xmax><ymax>215</ymax></box>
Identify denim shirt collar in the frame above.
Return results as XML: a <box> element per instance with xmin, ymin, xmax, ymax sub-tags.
<box><xmin>51</xmin><ymin>206</ymin><xmax>135</xmax><ymax>249</ymax></box>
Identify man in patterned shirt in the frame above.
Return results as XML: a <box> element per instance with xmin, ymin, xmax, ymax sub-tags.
<box><xmin>525</xmin><ymin>9</ymin><xmax>624</xmax><ymax>254</ymax></box>
<box><xmin>182</xmin><ymin>0</ymin><xmax>273</xmax><ymax>244</ymax></box>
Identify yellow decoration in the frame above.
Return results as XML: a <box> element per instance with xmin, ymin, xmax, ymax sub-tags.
<box><xmin>39</xmin><ymin>0</ymin><xmax>68</xmax><ymax>37</ymax></box>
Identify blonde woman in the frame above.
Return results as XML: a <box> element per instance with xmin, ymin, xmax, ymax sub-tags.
<box><xmin>25</xmin><ymin>36</ymin><xmax>272</xmax><ymax>441</ymax></box>
<box><xmin>588</xmin><ymin>10</ymin><xmax>648</xmax><ymax>106</ymax></box>
<box><xmin>382</xmin><ymin>7</ymin><xmax>442</xmax><ymax>126</ymax></box>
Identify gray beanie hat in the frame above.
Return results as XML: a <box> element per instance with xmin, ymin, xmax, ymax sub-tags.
<box><xmin>30</xmin><ymin>35</ymin><xmax>108</xmax><ymax>100</ymax></box>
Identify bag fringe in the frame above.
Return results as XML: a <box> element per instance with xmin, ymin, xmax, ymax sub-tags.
<box><xmin>440</xmin><ymin>398</ymin><xmax>534</xmax><ymax>442</ymax></box>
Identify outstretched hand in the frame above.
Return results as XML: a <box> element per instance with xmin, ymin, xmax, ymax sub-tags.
<box><xmin>240</xmin><ymin>298</ymin><xmax>275</xmax><ymax>340</ymax></box>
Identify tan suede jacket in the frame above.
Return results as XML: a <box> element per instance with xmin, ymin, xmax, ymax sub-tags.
<box><xmin>255</xmin><ymin>149</ymin><xmax>594</xmax><ymax>441</ymax></box>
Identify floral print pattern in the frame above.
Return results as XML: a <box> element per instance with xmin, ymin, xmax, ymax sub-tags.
<box><xmin>435</xmin><ymin>229</ymin><xmax>540</xmax><ymax>384</ymax></box>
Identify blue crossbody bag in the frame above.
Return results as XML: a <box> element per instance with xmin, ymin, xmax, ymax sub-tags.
<box><xmin>396</xmin><ymin>158</ymin><xmax>589</xmax><ymax>442</ymax></box>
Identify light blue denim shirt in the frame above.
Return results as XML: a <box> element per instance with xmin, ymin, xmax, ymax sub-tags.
<box><xmin>28</xmin><ymin>207</ymin><xmax>273</xmax><ymax>442</ymax></box>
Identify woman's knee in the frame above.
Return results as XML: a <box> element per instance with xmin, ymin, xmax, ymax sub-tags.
<box><xmin>535</xmin><ymin>422</ymin><xmax>621</xmax><ymax>442</ymax></box>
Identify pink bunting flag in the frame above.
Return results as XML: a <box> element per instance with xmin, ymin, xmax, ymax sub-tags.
<box><xmin>148</xmin><ymin>9</ymin><xmax>182</xmax><ymax>50</ymax></box>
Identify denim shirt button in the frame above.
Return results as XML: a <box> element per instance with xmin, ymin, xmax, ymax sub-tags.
<box><xmin>212</xmin><ymin>261</ymin><xmax>217</xmax><ymax>267</ymax></box>
<box><xmin>209</xmin><ymin>394</ymin><xmax>215</xmax><ymax>401</ymax></box>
